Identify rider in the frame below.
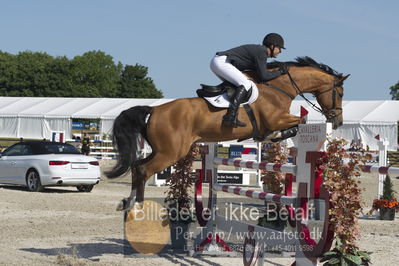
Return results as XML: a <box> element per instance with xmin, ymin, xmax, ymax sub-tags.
<box><xmin>210</xmin><ymin>33</ymin><xmax>287</xmax><ymax>127</ymax></box>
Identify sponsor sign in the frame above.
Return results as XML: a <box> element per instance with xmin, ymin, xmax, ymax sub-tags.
<box><xmin>229</xmin><ymin>145</ymin><xmax>243</xmax><ymax>159</ymax></box>
<box><xmin>217</xmin><ymin>146</ymin><xmax>229</xmax><ymax>159</ymax></box>
<box><xmin>90</xmin><ymin>122</ymin><xmax>98</xmax><ymax>131</ymax></box>
<box><xmin>72</xmin><ymin>122</ymin><xmax>84</xmax><ymax>130</ymax></box>
<box><xmin>217</xmin><ymin>172</ymin><xmax>243</xmax><ymax>184</ymax></box>
<box><xmin>229</xmin><ymin>145</ymin><xmax>257</xmax><ymax>160</ymax></box>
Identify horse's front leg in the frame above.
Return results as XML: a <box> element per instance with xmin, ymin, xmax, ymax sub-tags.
<box><xmin>275</xmin><ymin>113</ymin><xmax>302</xmax><ymax>129</ymax></box>
<box><xmin>264</xmin><ymin>114</ymin><xmax>302</xmax><ymax>142</ymax></box>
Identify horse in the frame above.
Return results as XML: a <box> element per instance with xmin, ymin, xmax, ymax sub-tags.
<box><xmin>106</xmin><ymin>56</ymin><xmax>349</xmax><ymax>211</ymax></box>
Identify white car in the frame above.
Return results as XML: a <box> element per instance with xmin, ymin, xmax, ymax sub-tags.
<box><xmin>0</xmin><ymin>141</ymin><xmax>101</xmax><ymax>192</ymax></box>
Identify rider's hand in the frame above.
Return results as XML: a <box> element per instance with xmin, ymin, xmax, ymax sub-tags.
<box><xmin>280</xmin><ymin>64</ymin><xmax>289</xmax><ymax>74</ymax></box>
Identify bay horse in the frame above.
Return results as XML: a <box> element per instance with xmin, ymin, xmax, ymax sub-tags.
<box><xmin>106</xmin><ymin>56</ymin><xmax>349</xmax><ymax>211</ymax></box>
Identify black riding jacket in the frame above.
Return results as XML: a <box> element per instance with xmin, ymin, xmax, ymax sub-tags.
<box><xmin>217</xmin><ymin>44</ymin><xmax>283</xmax><ymax>82</ymax></box>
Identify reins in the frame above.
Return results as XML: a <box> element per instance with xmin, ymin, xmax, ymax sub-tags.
<box><xmin>267</xmin><ymin>66</ymin><xmax>343</xmax><ymax>120</ymax></box>
<box><xmin>286</xmin><ymin>71</ymin><xmax>325</xmax><ymax>114</ymax></box>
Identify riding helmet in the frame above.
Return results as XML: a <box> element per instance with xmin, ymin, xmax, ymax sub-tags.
<box><xmin>262</xmin><ymin>33</ymin><xmax>285</xmax><ymax>49</ymax></box>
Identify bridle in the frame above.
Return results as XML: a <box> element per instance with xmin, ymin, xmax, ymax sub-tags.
<box><xmin>284</xmin><ymin>69</ymin><xmax>344</xmax><ymax>121</ymax></box>
<box><xmin>312</xmin><ymin>79</ymin><xmax>344</xmax><ymax>120</ymax></box>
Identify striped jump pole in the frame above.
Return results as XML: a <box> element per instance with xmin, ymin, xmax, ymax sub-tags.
<box><xmin>345</xmin><ymin>136</ymin><xmax>398</xmax><ymax>200</ymax></box>
<box><xmin>359</xmin><ymin>161</ymin><xmax>399</xmax><ymax>218</ymax></box>
<box><xmin>359</xmin><ymin>164</ymin><xmax>399</xmax><ymax>176</ymax></box>
<box><xmin>213</xmin><ymin>158</ymin><xmax>297</xmax><ymax>174</ymax></box>
<box><xmin>213</xmin><ymin>183</ymin><xmax>297</xmax><ymax>205</ymax></box>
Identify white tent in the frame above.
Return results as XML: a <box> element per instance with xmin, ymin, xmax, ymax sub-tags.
<box><xmin>0</xmin><ymin>97</ymin><xmax>397</xmax><ymax>150</ymax></box>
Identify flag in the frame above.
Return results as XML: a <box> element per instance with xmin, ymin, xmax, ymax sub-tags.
<box><xmin>300</xmin><ymin>106</ymin><xmax>308</xmax><ymax>124</ymax></box>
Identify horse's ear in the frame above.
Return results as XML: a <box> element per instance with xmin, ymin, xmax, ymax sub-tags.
<box><xmin>339</xmin><ymin>74</ymin><xmax>350</xmax><ymax>83</ymax></box>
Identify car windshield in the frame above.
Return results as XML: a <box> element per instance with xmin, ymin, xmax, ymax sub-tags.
<box><xmin>38</xmin><ymin>143</ymin><xmax>81</xmax><ymax>154</ymax></box>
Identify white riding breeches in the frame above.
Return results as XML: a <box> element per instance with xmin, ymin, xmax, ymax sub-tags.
<box><xmin>210</xmin><ymin>55</ymin><xmax>252</xmax><ymax>91</ymax></box>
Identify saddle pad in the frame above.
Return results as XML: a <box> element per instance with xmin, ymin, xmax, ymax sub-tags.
<box><xmin>203</xmin><ymin>81</ymin><xmax>259</xmax><ymax>108</ymax></box>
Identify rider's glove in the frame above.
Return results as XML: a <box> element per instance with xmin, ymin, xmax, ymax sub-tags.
<box><xmin>279</xmin><ymin>64</ymin><xmax>289</xmax><ymax>75</ymax></box>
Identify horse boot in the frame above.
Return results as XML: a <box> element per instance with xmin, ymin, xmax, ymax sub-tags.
<box><xmin>222</xmin><ymin>85</ymin><xmax>247</xmax><ymax>127</ymax></box>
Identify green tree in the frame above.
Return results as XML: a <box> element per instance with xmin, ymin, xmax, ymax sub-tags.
<box><xmin>71</xmin><ymin>50</ymin><xmax>123</xmax><ymax>97</ymax></box>
<box><xmin>382</xmin><ymin>175</ymin><xmax>396</xmax><ymax>200</ymax></box>
<box><xmin>0</xmin><ymin>51</ymin><xmax>17</xmax><ymax>96</ymax></box>
<box><xmin>389</xmin><ymin>81</ymin><xmax>399</xmax><ymax>100</ymax></box>
<box><xmin>0</xmin><ymin>50</ymin><xmax>163</xmax><ymax>98</ymax></box>
<box><xmin>0</xmin><ymin>51</ymin><xmax>73</xmax><ymax>97</ymax></box>
<box><xmin>0</xmin><ymin>51</ymin><xmax>50</xmax><ymax>96</ymax></box>
<box><xmin>43</xmin><ymin>56</ymin><xmax>74</xmax><ymax>97</ymax></box>
<box><xmin>119</xmin><ymin>64</ymin><xmax>163</xmax><ymax>98</ymax></box>
<box><xmin>16</xmin><ymin>51</ymin><xmax>54</xmax><ymax>97</ymax></box>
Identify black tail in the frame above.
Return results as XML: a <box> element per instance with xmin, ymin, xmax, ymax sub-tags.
<box><xmin>105</xmin><ymin>105</ymin><xmax>153</xmax><ymax>179</ymax></box>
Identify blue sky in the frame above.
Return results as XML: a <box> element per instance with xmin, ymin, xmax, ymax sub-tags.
<box><xmin>1</xmin><ymin>0</ymin><xmax>398</xmax><ymax>100</ymax></box>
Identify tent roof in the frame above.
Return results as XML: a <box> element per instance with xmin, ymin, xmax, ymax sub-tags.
<box><xmin>0</xmin><ymin>97</ymin><xmax>174</xmax><ymax>119</ymax></box>
<box><xmin>361</xmin><ymin>101</ymin><xmax>399</xmax><ymax>123</ymax></box>
<box><xmin>0</xmin><ymin>97</ymin><xmax>397</xmax><ymax>124</ymax></box>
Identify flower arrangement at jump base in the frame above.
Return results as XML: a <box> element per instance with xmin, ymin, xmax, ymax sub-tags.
<box><xmin>258</xmin><ymin>142</ymin><xmax>288</xmax><ymax>230</ymax></box>
<box><xmin>164</xmin><ymin>144</ymin><xmax>198</xmax><ymax>250</ymax></box>
<box><xmin>368</xmin><ymin>175</ymin><xmax>398</xmax><ymax>220</ymax></box>
<box><xmin>372</xmin><ymin>197</ymin><xmax>399</xmax><ymax>210</ymax></box>
<box><xmin>319</xmin><ymin>138</ymin><xmax>371</xmax><ymax>266</ymax></box>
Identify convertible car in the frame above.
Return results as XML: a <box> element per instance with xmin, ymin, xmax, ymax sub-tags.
<box><xmin>0</xmin><ymin>141</ymin><xmax>101</xmax><ymax>192</ymax></box>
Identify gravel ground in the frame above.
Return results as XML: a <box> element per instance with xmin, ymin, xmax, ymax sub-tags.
<box><xmin>0</xmin><ymin>163</ymin><xmax>398</xmax><ymax>266</ymax></box>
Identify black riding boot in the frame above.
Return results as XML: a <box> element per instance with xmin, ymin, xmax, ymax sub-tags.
<box><xmin>222</xmin><ymin>85</ymin><xmax>247</xmax><ymax>127</ymax></box>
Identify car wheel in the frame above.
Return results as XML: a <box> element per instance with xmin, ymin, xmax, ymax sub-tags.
<box><xmin>26</xmin><ymin>170</ymin><xmax>44</xmax><ymax>192</ymax></box>
<box><xmin>76</xmin><ymin>185</ymin><xmax>94</xmax><ymax>192</ymax></box>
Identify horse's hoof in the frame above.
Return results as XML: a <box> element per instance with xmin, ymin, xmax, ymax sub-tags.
<box><xmin>116</xmin><ymin>201</ymin><xmax>125</xmax><ymax>211</ymax></box>
<box><xmin>116</xmin><ymin>198</ymin><xmax>142</xmax><ymax>211</ymax></box>
<box><xmin>116</xmin><ymin>198</ymin><xmax>129</xmax><ymax>211</ymax></box>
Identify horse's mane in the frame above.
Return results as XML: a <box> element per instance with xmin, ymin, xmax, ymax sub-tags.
<box><xmin>268</xmin><ymin>56</ymin><xmax>342</xmax><ymax>78</ymax></box>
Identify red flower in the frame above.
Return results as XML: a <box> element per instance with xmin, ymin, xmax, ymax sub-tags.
<box><xmin>372</xmin><ymin>198</ymin><xmax>399</xmax><ymax>212</ymax></box>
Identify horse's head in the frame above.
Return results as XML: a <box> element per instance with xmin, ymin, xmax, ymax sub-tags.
<box><xmin>313</xmin><ymin>73</ymin><xmax>349</xmax><ymax>129</ymax></box>
<box><xmin>275</xmin><ymin>57</ymin><xmax>349</xmax><ymax>130</ymax></box>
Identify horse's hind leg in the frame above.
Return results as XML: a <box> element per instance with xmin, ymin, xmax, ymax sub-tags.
<box><xmin>116</xmin><ymin>151</ymin><xmax>182</xmax><ymax>211</ymax></box>
<box><xmin>117</xmin><ymin>129</ymin><xmax>195</xmax><ymax>211</ymax></box>
<box><xmin>116</xmin><ymin>167</ymin><xmax>139</xmax><ymax>211</ymax></box>
<box><xmin>135</xmin><ymin>146</ymin><xmax>193</xmax><ymax>202</ymax></box>
<box><xmin>116</xmin><ymin>156</ymin><xmax>154</xmax><ymax>211</ymax></box>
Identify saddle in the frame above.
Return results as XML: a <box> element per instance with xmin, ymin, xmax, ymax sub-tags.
<box><xmin>197</xmin><ymin>81</ymin><xmax>252</xmax><ymax>102</ymax></box>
